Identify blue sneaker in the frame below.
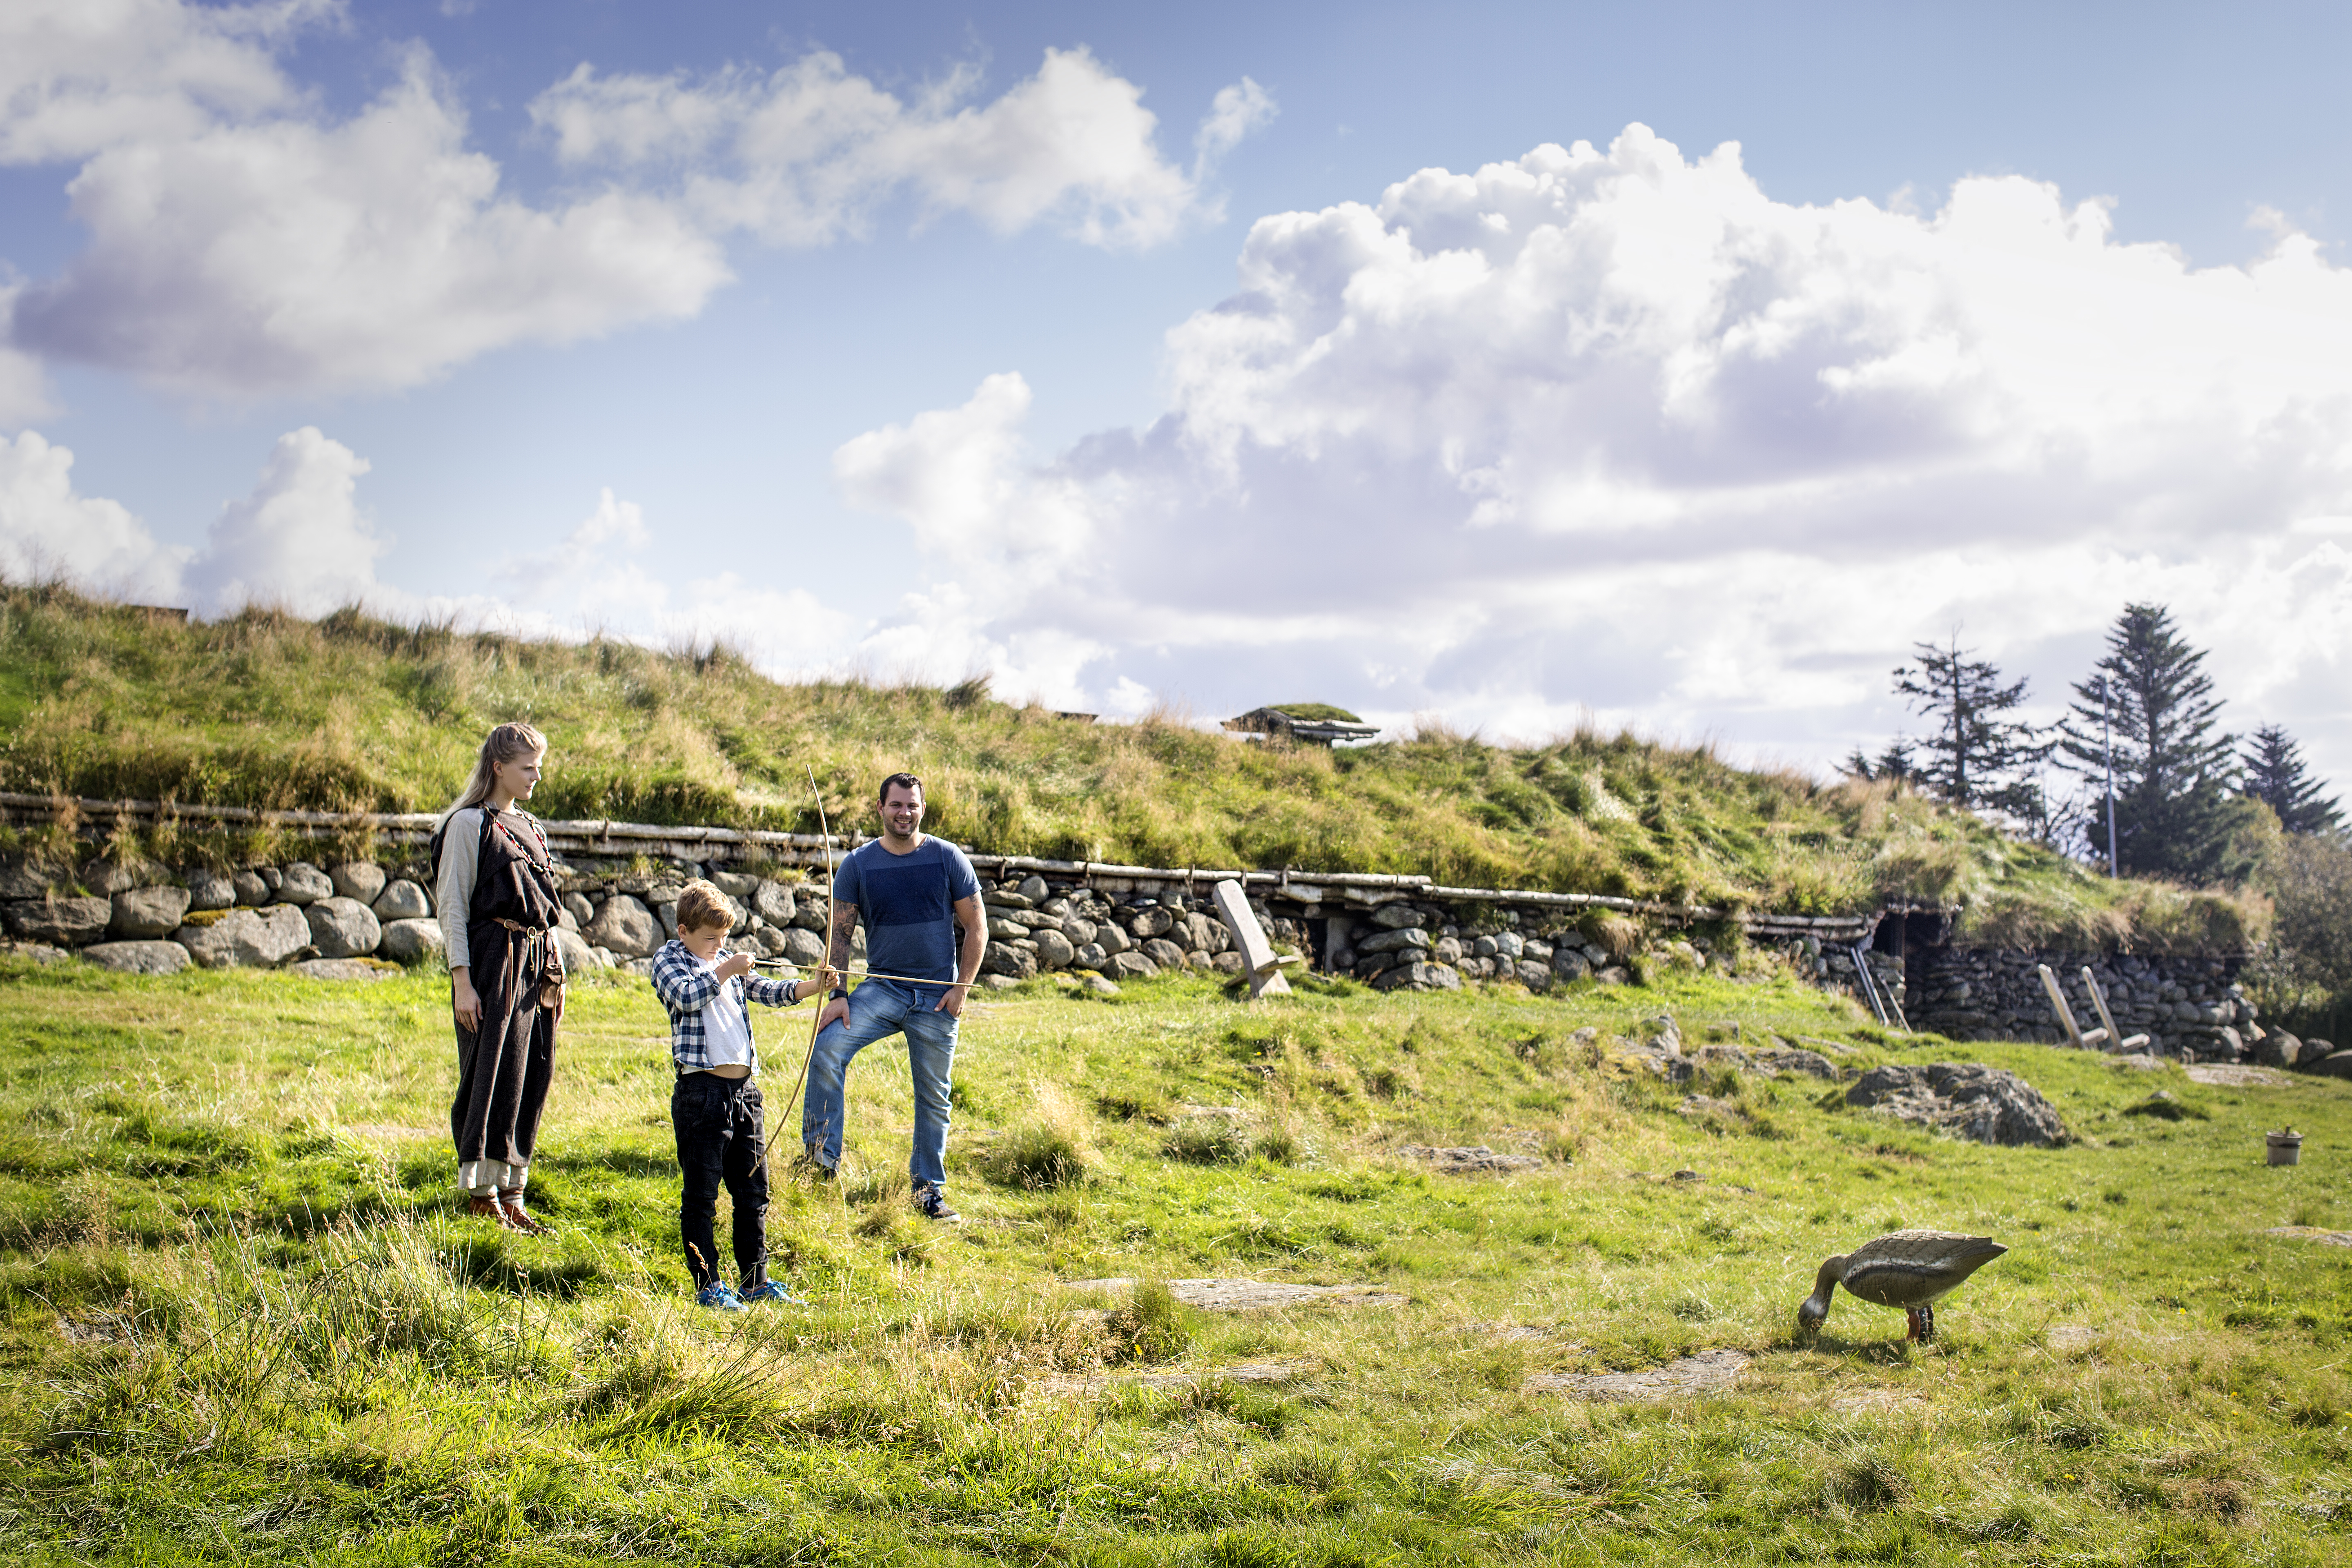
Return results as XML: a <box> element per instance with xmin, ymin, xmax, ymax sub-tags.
<box><xmin>739</xmin><ymin>1281</ymin><xmax>808</xmax><ymax>1306</ymax></box>
<box><xmin>695</xmin><ymin>1283</ymin><xmax>748</xmax><ymax>1312</ymax></box>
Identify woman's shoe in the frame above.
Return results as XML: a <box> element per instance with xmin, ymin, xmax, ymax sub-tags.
<box><xmin>497</xmin><ymin>1188</ymin><xmax>553</xmax><ymax>1234</ymax></box>
<box><xmin>468</xmin><ymin>1193</ymin><xmax>525</xmax><ymax>1229</ymax></box>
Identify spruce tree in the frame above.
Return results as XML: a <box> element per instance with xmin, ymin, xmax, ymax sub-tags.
<box><xmin>2057</xmin><ymin>604</ymin><xmax>2245</xmax><ymax>881</ymax></box>
<box><xmin>1841</xmin><ymin>739</ymin><xmax>1916</xmax><ymax>784</ymax></box>
<box><xmin>1888</xmin><ymin>637</ymin><xmax>2050</xmax><ymax>818</ymax></box>
<box><xmin>2243</xmin><ymin>724</ymin><xmax>2343</xmax><ymax>836</ymax></box>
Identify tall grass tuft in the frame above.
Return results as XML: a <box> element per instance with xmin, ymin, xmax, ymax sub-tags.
<box><xmin>980</xmin><ymin>1081</ymin><xmax>1100</xmax><ymax>1190</ymax></box>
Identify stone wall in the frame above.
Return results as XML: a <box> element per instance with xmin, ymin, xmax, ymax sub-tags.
<box><xmin>1907</xmin><ymin>946</ymin><xmax>2256</xmax><ymax>1061</ymax></box>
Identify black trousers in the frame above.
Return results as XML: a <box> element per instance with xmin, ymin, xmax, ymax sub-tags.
<box><xmin>672</xmin><ymin>1073</ymin><xmax>770</xmax><ymax>1291</ymax></box>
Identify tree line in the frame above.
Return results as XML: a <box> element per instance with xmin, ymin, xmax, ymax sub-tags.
<box><xmin>1846</xmin><ymin>603</ymin><xmax>2341</xmax><ymax>884</ymax></box>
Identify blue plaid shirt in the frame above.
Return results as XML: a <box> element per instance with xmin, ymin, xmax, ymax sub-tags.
<box><xmin>648</xmin><ymin>938</ymin><xmax>804</xmax><ymax>1076</ymax></box>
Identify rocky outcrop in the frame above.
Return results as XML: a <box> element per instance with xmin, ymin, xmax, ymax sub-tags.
<box><xmin>1845</xmin><ymin>1062</ymin><xmax>2069</xmax><ymax>1147</ymax></box>
<box><xmin>6</xmin><ymin>896</ymin><xmax>111</xmax><ymax>946</ymax></box>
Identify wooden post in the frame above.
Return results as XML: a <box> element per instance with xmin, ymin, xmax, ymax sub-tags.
<box><xmin>2079</xmin><ymin>966</ymin><xmax>2149</xmax><ymax>1052</ymax></box>
<box><xmin>1212</xmin><ymin>879</ymin><xmax>1292</xmax><ymax>998</ymax></box>
<box><xmin>2037</xmin><ymin>963</ymin><xmax>2106</xmax><ymax>1049</ymax></box>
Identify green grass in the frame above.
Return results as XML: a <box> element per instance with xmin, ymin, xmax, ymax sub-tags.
<box><xmin>2</xmin><ymin>956</ymin><xmax>2348</xmax><ymax>1564</ymax></box>
<box><xmin>0</xmin><ymin>582</ymin><xmax>2264</xmax><ymax>950</ymax></box>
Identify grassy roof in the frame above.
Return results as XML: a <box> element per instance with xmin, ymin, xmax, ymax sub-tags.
<box><xmin>0</xmin><ymin>582</ymin><xmax>2263</xmax><ymax>951</ymax></box>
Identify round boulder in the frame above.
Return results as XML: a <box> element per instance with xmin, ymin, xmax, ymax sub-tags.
<box><xmin>1141</xmin><ymin>937</ymin><xmax>1187</xmax><ymax>971</ymax></box>
<box><xmin>232</xmin><ymin>870</ymin><xmax>271</xmax><ymax>906</ymax></box>
<box><xmin>174</xmin><ymin>906</ymin><xmax>311</xmax><ymax>968</ymax></box>
<box><xmin>585</xmin><ymin>893</ymin><xmax>660</xmax><ymax>957</ymax></box>
<box><xmin>330</xmin><ymin>863</ymin><xmax>388</xmax><ymax>904</ymax></box>
<box><xmin>1128</xmin><ymin>906</ymin><xmax>1175</xmax><ymax>939</ymax></box>
<box><xmin>277</xmin><ymin>862</ymin><xmax>334</xmax><ymax>905</ymax></box>
<box><xmin>183</xmin><ymin>868</ymin><xmax>236</xmax><ymax>911</ymax></box>
<box><xmin>111</xmin><ymin>886</ymin><xmax>192</xmax><ymax>940</ymax></box>
<box><xmin>781</xmin><ymin>926</ymin><xmax>827</xmax><ymax>967</ymax></box>
<box><xmin>1033</xmin><ymin>928</ymin><xmax>1076</xmax><ymax>969</ymax></box>
<box><xmin>377</xmin><ymin>918</ymin><xmax>448</xmax><ymax>966</ymax></box>
<box><xmin>373</xmin><ymin>879</ymin><xmax>432</xmax><ymax>921</ymax></box>
<box><xmin>753</xmin><ymin>880</ymin><xmax>798</xmax><ymax>927</ymax></box>
<box><xmin>305</xmin><ymin>897</ymin><xmax>383</xmax><ymax>958</ymax></box>
<box><xmin>83</xmin><ymin>940</ymin><xmax>192</xmax><ymax>976</ymax></box>
<box><xmin>553</xmin><ymin>927</ymin><xmax>604</xmax><ymax>976</ymax></box>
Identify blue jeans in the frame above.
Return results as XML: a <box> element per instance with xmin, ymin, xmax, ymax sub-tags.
<box><xmin>801</xmin><ymin>979</ymin><xmax>959</xmax><ymax>1189</ymax></box>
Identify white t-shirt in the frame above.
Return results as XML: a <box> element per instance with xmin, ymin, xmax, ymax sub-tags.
<box><xmin>693</xmin><ymin>952</ymin><xmax>755</xmax><ymax>1073</ymax></box>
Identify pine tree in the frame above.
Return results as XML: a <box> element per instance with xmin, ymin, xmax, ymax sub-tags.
<box><xmin>2242</xmin><ymin>724</ymin><xmax>2344</xmax><ymax>836</ymax></box>
<box><xmin>2057</xmin><ymin>603</ymin><xmax>2247</xmax><ymax>881</ymax></box>
<box><xmin>1841</xmin><ymin>739</ymin><xmax>1916</xmax><ymax>784</ymax></box>
<box><xmin>1889</xmin><ymin>637</ymin><xmax>2050</xmax><ymax>818</ymax></box>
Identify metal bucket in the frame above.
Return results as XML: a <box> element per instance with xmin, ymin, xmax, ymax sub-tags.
<box><xmin>2267</xmin><ymin>1130</ymin><xmax>2303</xmax><ymax>1167</ymax></box>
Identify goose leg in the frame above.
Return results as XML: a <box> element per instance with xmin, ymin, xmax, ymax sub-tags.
<box><xmin>1904</xmin><ymin>1307</ymin><xmax>1920</xmax><ymax>1341</ymax></box>
<box><xmin>1918</xmin><ymin>1303</ymin><xmax>1935</xmax><ymax>1344</ymax></box>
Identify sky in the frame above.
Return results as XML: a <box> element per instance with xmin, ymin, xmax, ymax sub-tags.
<box><xmin>3</xmin><ymin>0</ymin><xmax>2350</xmax><ymax>806</ymax></box>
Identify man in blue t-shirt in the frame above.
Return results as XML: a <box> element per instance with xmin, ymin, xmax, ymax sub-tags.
<box><xmin>802</xmin><ymin>772</ymin><xmax>986</xmax><ymax>1221</ymax></box>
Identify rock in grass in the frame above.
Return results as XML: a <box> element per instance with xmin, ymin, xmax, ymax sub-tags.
<box><xmin>289</xmin><ymin>958</ymin><xmax>396</xmax><ymax>982</ymax></box>
<box><xmin>372</xmin><ymin>879</ymin><xmax>432</xmax><ymax>921</ymax></box>
<box><xmin>1111</xmin><ymin>951</ymin><xmax>1158</xmax><ymax>980</ymax></box>
<box><xmin>1525</xmin><ymin>1349</ymin><xmax>1748</xmax><ymax>1402</ymax></box>
<box><xmin>304</xmin><ymin>897</ymin><xmax>382</xmax><ymax>958</ymax></box>
<box><xmin>1398</xmin><ymin>1144</ymin><xmax>1544</xmax><ymax>1174</ymax></box>
<box><xmin>82</xmin><ymin>940</ymin><xmax>192</xmax><ymax>976</ymax></box>
<box><xmin>1846</xmin><ymin>1062</ymin><xmax>2069</xmax><ymax>1147</ymax></box>
<box><xmin>376</xmin><ymin>918</ymin><xmax>447</xmax><ymax>965</ymax></box>
<box><xmin>6</xmin><ymin>896</ymin><xmax>112</xmax><ymax>945</ymax></box>
<box><xmin>1082</xmin><ymin>974</ymin><xmax>1121</xmax><ymax>998</ymax></box>
<box><xmin>110</xmin><ymin>886</ymin><xmax>191</xmax><ymax>939</ymax></box>
<box><xmin>174</xmin><ymin>906</ymin><xmax>311</xmax><ymax>968</ymax></box>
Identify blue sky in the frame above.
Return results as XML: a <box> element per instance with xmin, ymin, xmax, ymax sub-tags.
<box><xmin>4</xmin><ymin>0</ymin><xmax>2350</xmax><ymax>801</ymax></box>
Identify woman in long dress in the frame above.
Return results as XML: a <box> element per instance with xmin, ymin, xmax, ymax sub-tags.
<box><xmin>433</xmin><ymin>722</ymin><xmax>566</xmax><ymax>1232</ymax></box>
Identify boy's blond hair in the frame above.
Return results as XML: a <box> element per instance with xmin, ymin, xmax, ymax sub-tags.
<box><xmin>674</xmin><ymin>879</ymin><xmax>735</xmax><ymax>935</ymax></box>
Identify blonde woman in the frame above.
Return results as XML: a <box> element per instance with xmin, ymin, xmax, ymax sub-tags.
<box><xmin>432</xmin><ymin>722</ymin><xmax>565</xmax><ymax>1232</ymax></box>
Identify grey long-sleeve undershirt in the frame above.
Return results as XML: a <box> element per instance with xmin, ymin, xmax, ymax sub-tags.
<box><xmin>436</xmin><ymin>806</ymin><xmax>518</xmax><ymax>972</ymax></box>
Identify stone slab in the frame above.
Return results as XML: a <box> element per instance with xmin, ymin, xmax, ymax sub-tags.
<box><xmin>2185</xmin><ymin>1063</ymin><xmax>2297</xmax><ymax>1087</ymax></box>
<box><xmin>1065</xmin><ymin>1278</ymin><xmax>1405</xmax><ymax>1311</ymax></box>
<box><xmin>288</xmin><ymin>958</ymin><xmax>398</xmax><ymax>982</ymax></box>
<box><xmin>1397</xmin><ymin>1144</ymin><xmax>1544</xmax><ymax>1174</ymax></box>
<box><xmin>2264</xmin><ymin>1227</ymin><xmax>2352</xmax><ymax>1247</ymax></box>
<box><xmin>1523</xmin><ymin>1348</ymin><xmax>1749</xmax><ymax>1402</ymax></box>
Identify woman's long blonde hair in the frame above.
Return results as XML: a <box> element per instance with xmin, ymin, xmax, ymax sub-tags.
<box><xmin>440</xmin><ymin>722</ymin><xmax>547</xmax><ymax>828</ymax></box>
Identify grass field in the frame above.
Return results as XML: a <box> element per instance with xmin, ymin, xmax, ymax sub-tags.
<box><xmin>0</xmin><ymin>581</ymin><xmax>2265</xmax><ymax>949</ymax></box>
<box><xmin>2</xmin><ymin>955</ymin><xmax>2348</xmax><ymax>1565</ymax></box>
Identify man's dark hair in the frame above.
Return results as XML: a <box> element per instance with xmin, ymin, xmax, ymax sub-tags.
<box><xmin>878</xmin><ymin>772</ymin><xmax>925</xmax><ymax>806</ymax></box>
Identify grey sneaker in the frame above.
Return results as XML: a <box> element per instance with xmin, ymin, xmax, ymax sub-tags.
<box><xmin>912</xmin><ymin>1182</ymin><xmax>961</xmax><ymax>1223</ymax></box>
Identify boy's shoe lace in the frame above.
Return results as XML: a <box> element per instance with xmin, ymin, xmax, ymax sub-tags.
<box><xmin>912</xmin><ymin>1182</ymin><xmax>961</xmax><ymax>1223</ymax></box>
<box><xmin>739</xmin><ymin>1280</ymin><xmax>808</xmax><ymax>1306</ymax></box>
<box><xmin>695</xmin><ymin>1283</ymin><xmax>749</xmax><ymax>1312</ymax></box>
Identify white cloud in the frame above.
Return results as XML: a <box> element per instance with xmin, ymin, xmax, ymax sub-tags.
<box><xmin>530</xmin><ymin>47</ymin><xmax>1272</xmax><ymax>250</ymax></box>
<box><xmin>7</xmin><ymin>50</ymin><xmax>729</xmax><ymax>397</ymax></box>
<box><xmin>0</xmin><ymin>428</ymin><xmax>187</xmax><ymax>599</ymax></box>
<box><xmin>0</xmin><ymin>12</ymin><xmax>1267</xmax><ymax>397</ymax></box>
<box><xmin>0</xmin><ymin>0</ymin><xmax>327</xmax><ymax>166</ymax></box>
<box><xmin>185</xmin><ymin>426</ymin><xmax>384</xmax><ymax>616</ymax></box>
<box><xmin>831</xmin><ymin>125</ymin><xmax>2352</xmax><ymax>790</ymax></box>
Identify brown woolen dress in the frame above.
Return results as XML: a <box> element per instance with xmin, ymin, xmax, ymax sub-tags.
<box><xmin>445</xmin><ymin>811</ymin><xmax>566</xmax><ymax>1190</ymax></box>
